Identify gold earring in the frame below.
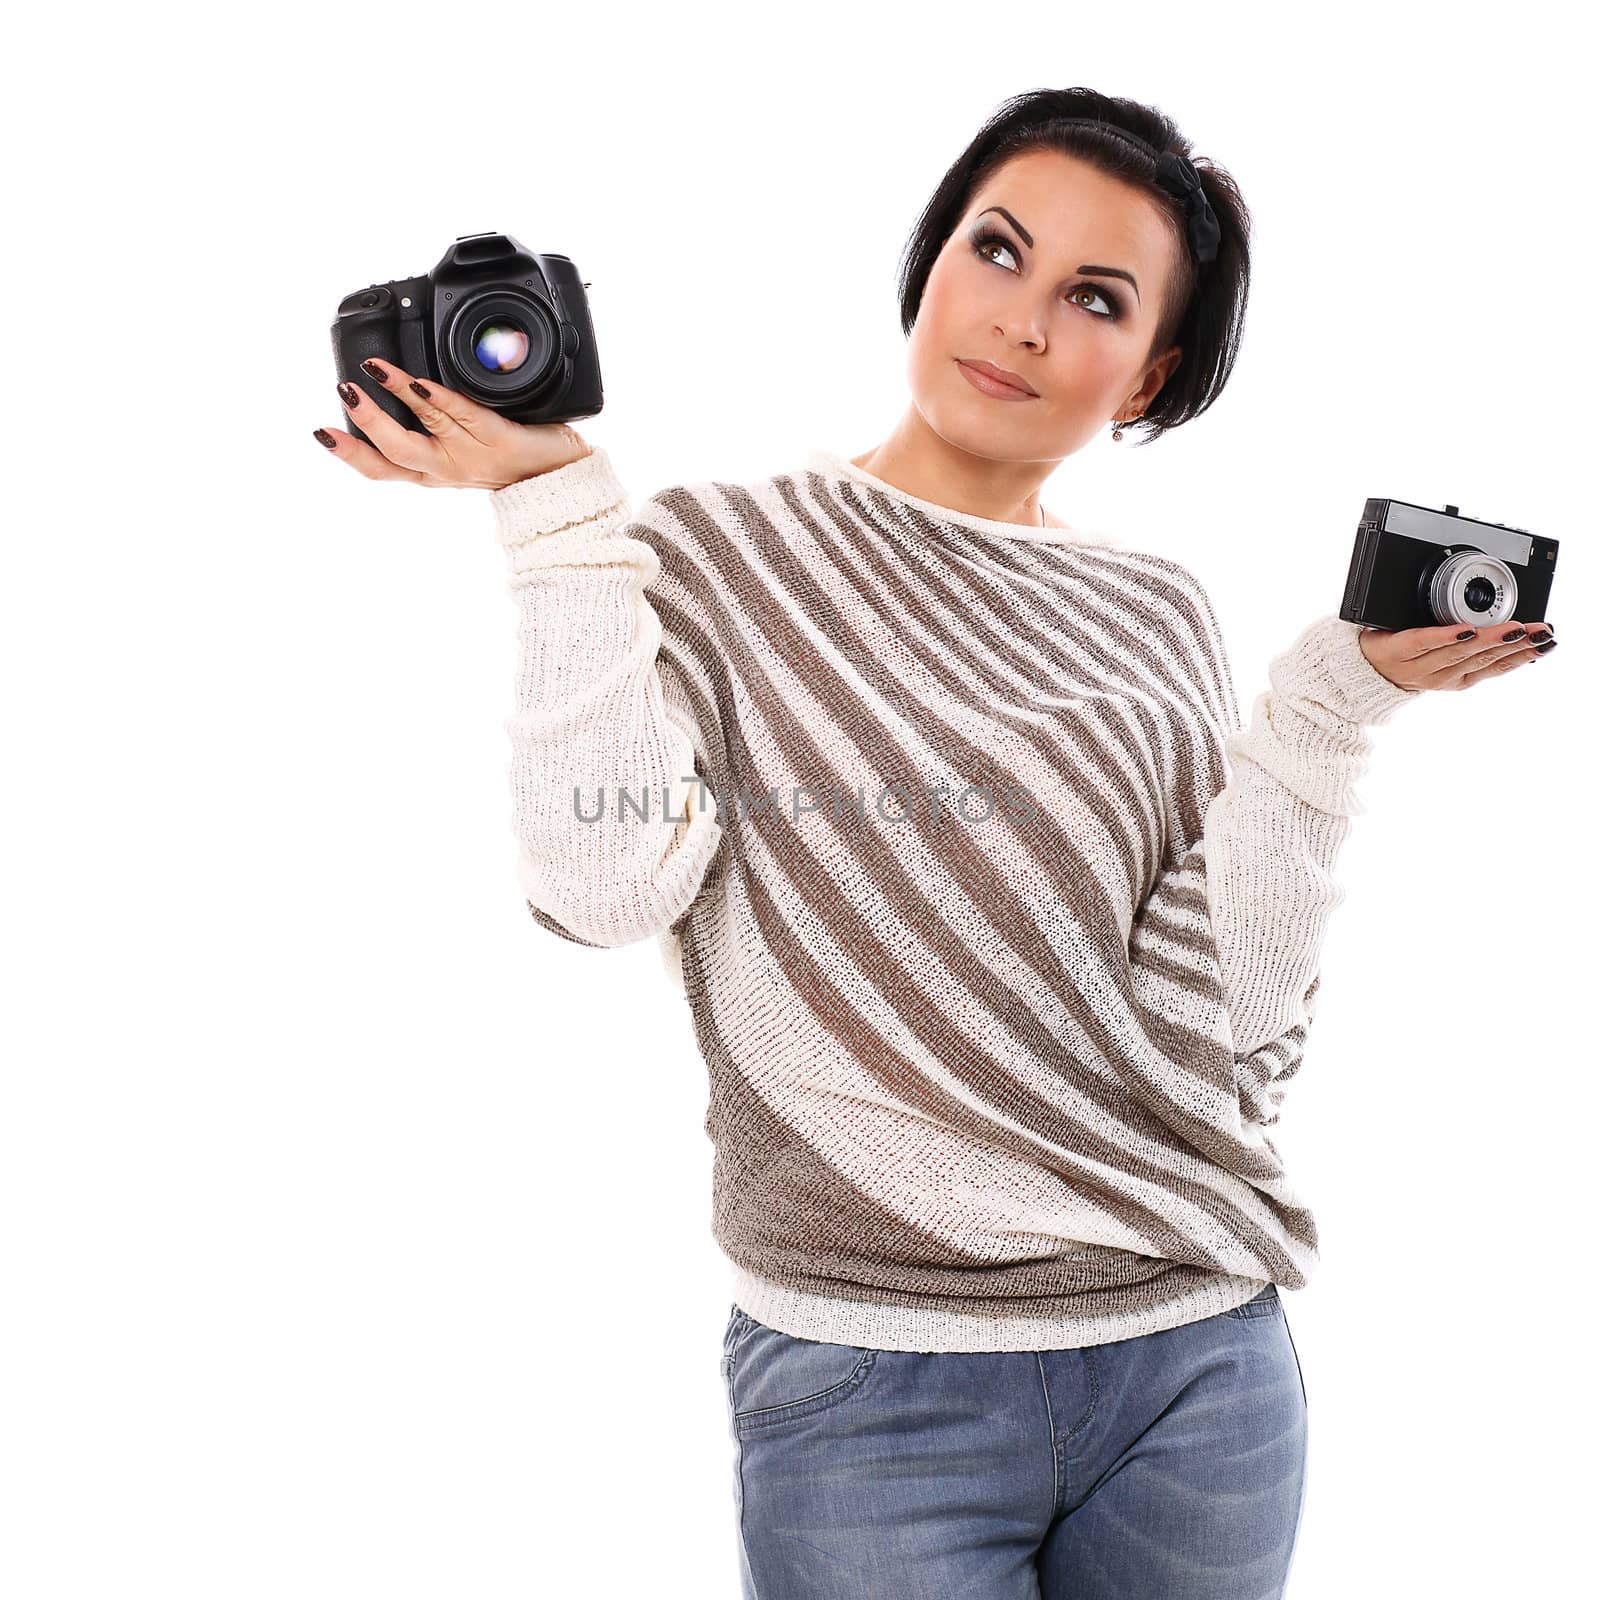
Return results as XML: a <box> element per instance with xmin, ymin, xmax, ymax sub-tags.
<box><xmin>1112</xmin><ymin>411</ymin><xmax>1145</xmax><ymax>443</ymax></box>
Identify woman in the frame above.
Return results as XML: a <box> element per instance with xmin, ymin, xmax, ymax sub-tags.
<box><xmin>315</xmin><ymin>86</ymin><xmax>1554</xmax><ymax>1600</ymax></box>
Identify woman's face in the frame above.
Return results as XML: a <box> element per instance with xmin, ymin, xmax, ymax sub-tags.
<box><xmin>907</xmin><ymin>147</ymin><xmax>1186</xmax><ymax>463</ymax></box>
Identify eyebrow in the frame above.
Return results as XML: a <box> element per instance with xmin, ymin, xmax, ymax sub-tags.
<box><xmin>976</xmin><ymin>206</ymin><xmax>1142</xmax><ymax>305</ymax></box>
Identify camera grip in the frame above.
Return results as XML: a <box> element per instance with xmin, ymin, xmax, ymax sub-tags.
<box><xmin>329</xmin><ymin>287</ymin><xmax>432</xmax><ymax>449</ymax></box>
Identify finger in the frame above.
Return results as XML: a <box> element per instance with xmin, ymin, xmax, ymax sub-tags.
<box><xmin>1429</xmin><ymin>619</ymin><xmax>1536</xmax><ymax>672</ymax></box>
<box><xmin>1434</xmin><ymin>629</ymin><xmax>1541</xmax><ymax>688</ymax></box>
<box><xmin>312</xmin><ymin>423</ymin><xmax>429</xmax><ymax>484</ymax></box>
<box><xmin>1458</xmin><ymin>642</ymin><xmax>1539</xmax><ymax>688</ymax></box>
<box><xmin>355</xmin><ymin>358</ymin><xmax>502</xmax><ymax>447</ymax></box>
<box><xmin>335</xmin><ymin>377</ymin><xmax>440</xmax><ymax>473</ymax></box>
<box><xmin>1409</xmin><ymin>621</ymin><xmax>1532</xmax><ymax>688</ymax></box>
<box><xmin>1460</xmin><ymin>620</ymin><xmax>1537</xmax><ymax>660</ymax></box>
<box><xmin>1410</xmin><ymin>621</ymin><xmax>1501</xmax><ymax>656</ymax></box>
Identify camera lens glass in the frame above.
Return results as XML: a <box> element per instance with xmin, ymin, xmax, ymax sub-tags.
<box><xmin>472</xmin><ymin>320</ymin><xmax>531</xmax><ymax>374</ymax></box>
<box><xmin>1462</xmin><ymin>575</ymin><xmax>1497</xmax><ymax>614</ymax></box>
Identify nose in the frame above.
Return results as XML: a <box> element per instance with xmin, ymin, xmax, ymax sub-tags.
<box><xmin>995</xmin><ymin>317</ymin><xmax>1044</xmax><ymax>353</ymax></box>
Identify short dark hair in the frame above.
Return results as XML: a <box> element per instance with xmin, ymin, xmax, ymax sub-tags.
<box><xmin>896</xmin><ymin>87</ymin><xmax>1252</xmax><ymax>447</ymax></box>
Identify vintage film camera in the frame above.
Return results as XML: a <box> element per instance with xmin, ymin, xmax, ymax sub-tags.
<box><xmin>1339</xmin><ymin>498</ymin><xmax>1558</xmax><ymax>632</ymax></box>
<box><xmin>330</xmin><ymin>231</ymin><xmax>603</xmax><ymax>448</ymax></box>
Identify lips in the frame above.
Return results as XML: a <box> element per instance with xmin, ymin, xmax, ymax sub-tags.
<box><xmin>957</xmin><ymin>359</ymin><xmax>1037</xmax><ymax>396</ymax></box>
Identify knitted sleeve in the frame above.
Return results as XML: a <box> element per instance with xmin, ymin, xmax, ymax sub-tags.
<box><xmin>1196</xmin><ymin>611</ymin><xmax>1421</xmax><ymax>1096</ymax></box>
<box><xmin>490</xmin><ymin>447</ymin><xmax>725</xmax><ymax>949</ymax></box>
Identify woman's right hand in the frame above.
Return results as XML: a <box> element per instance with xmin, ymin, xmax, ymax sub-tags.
<box><xmin>314</xmin><ymin>356</ymin><xmax>592</xmax><ymax>490</ymax></box>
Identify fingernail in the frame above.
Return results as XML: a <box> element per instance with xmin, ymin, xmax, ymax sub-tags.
<box><xmin>1535</xmin><ymin>638</ymin><xmax>1558</xmax><ymax>654</ymax></box>
<box><xmin>1456</xmin><ymin>629</ymin><xmax>1476</xmax><ymax>640</ymax></box>
<box><xmin>337</xmin><ymin>381</ymin><xmax>361</xmax><ymax>408</ymax></box>
<box><xmin>312</xmin><ymin>428</ymin><xmax>337</xmax><ymax>449</ymax></box>
<box><xmin>409</xmin><ymin>380</ymin><xmax>431</xmax><ymax>400</ymax></box>
<box><xmin>360</xmin><ymin>359</ymin><xmax>388</xmax><ymax>384</ymax></box>
<box><xmin>1503</xmin><ymin>627</ymin><xmax>1526</xmax><ymax>642</ymax></box>
<box><xmin>1527</xmin><ymin>628</ymin><xmax>1550</xmax><ymax>643</ymax></box>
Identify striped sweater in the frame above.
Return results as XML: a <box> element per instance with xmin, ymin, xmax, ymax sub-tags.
<box><xmin>492</xmin><ymin>445</ymin><xmax>1420</xmax><ymax>1352</ymax></box>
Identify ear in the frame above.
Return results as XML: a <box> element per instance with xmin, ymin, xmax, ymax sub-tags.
<box><xmin>1132</xmin><ymin>344</ymin><xmax>1184</xmax><ymax>411</ymax></box>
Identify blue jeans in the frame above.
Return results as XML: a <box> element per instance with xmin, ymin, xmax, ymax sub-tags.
<box><xmin>719</xmin><ymin>1283</ymin><xmax>1309</xmax><ymax>1598</ymax></box>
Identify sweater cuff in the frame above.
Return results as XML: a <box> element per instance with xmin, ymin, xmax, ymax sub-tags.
<box><xmin>1275</xmin><ymin>615</ymin><xmax>1423</xmax><ymax>726</ymax></box>
<box><xmin>490</xmin><ymin>447</ymin><xmax>627</xmax><ymax>546</ymax></box>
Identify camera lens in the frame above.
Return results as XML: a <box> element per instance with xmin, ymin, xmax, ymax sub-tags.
<box><xmin>1428</xmin><ymin>550</ymin><xmax>1518</xmax><ymax>626</ymax></box>
<box><xmin>441</xmin><ymin>285</ymin><xmax>560</xmax><ymax>403</ymax></box>
<box><xmin>472</xmin><ymin>319</ymin><xmax>532</xmax><ymax>374</ymax></box>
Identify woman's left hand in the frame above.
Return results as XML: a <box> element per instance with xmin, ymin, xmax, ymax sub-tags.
<box><xmin>1359</xmin><ymin>617</ymin><xmax>1557</xmax><ymax>691</ymax></box>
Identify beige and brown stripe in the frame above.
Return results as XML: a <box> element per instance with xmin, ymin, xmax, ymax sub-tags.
<box><xmin>491</xmin><ymin>445</ymin><xmax>1421</xmax><ymax>1352</ymax></box>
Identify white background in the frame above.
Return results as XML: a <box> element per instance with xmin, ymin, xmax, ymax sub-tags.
<box><xmin>4</xmin><ymin>1</ymin><xmax>1591</xmax><ymax>1594</ymax></box>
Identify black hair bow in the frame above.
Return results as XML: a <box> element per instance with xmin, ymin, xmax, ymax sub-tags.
<box><xmin>1153</xmin><ymin>151</ymin><xmax>1222</xmax><ymax>264</ymax></box>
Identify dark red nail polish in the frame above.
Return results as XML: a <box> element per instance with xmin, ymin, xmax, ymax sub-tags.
<box><xmin>1527</xmin><ymin>628</ymin><xmax>1550</xmax><ymax>643</ymax></box>
<box><xmin>1535</xmin><ymin>638</ymin><xmax>1557</xmax><ymax>654</ymax></box>
<box><xmin>313</xmin><ymin>428</ymin><xmax>337</xmax><ymax>449</ymax></box>
<box><xmin>1504</xmin><ymin>628</ymin><xmax>1526</xmax><ymax>642</ymax></box>
<box><xmin>410</xmin><ymin>380</ymin><xmax>431</xmax><ymax>400</ymax></box>
<box><xmin>360</xmin><ymin>359</ymin><xmax>388</xmax><ymax>384</ymax></box>
<box><xmin>337</xmin><ymin>381</ymin><xmax>360</xmax><ymax>408</ymax></box>
<box><xmin>1456</xmin><ymin>629</ymin><xmax>1476</xmax><ymax>640</ymax></box>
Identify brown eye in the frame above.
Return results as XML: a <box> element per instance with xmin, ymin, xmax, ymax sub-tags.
<box><xmin>1068</xmin><ymin>285</ymin><xmax>1118</xmax><ymax>319</ymax></box>
<box><xmin>969</xmin><ymin>226</ymin><xmax>1018</xmax><ymax>271</ymax></box>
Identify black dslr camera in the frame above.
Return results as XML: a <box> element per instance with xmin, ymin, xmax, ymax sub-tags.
<box><xmin>1339</xmin><ymin>497</ymin><xmax>1558</xmax><ymax>632</ymax></box>
<box><xmin>330</xmin><ymin>231</ymin><xmax>603</xmax><ymax>448</ymax></box>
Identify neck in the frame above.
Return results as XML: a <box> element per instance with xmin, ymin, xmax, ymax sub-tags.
<box><xmin>855</xmin><ymin>412</ymin><xmax>1061</xmax><ymax>529</ymax></box>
